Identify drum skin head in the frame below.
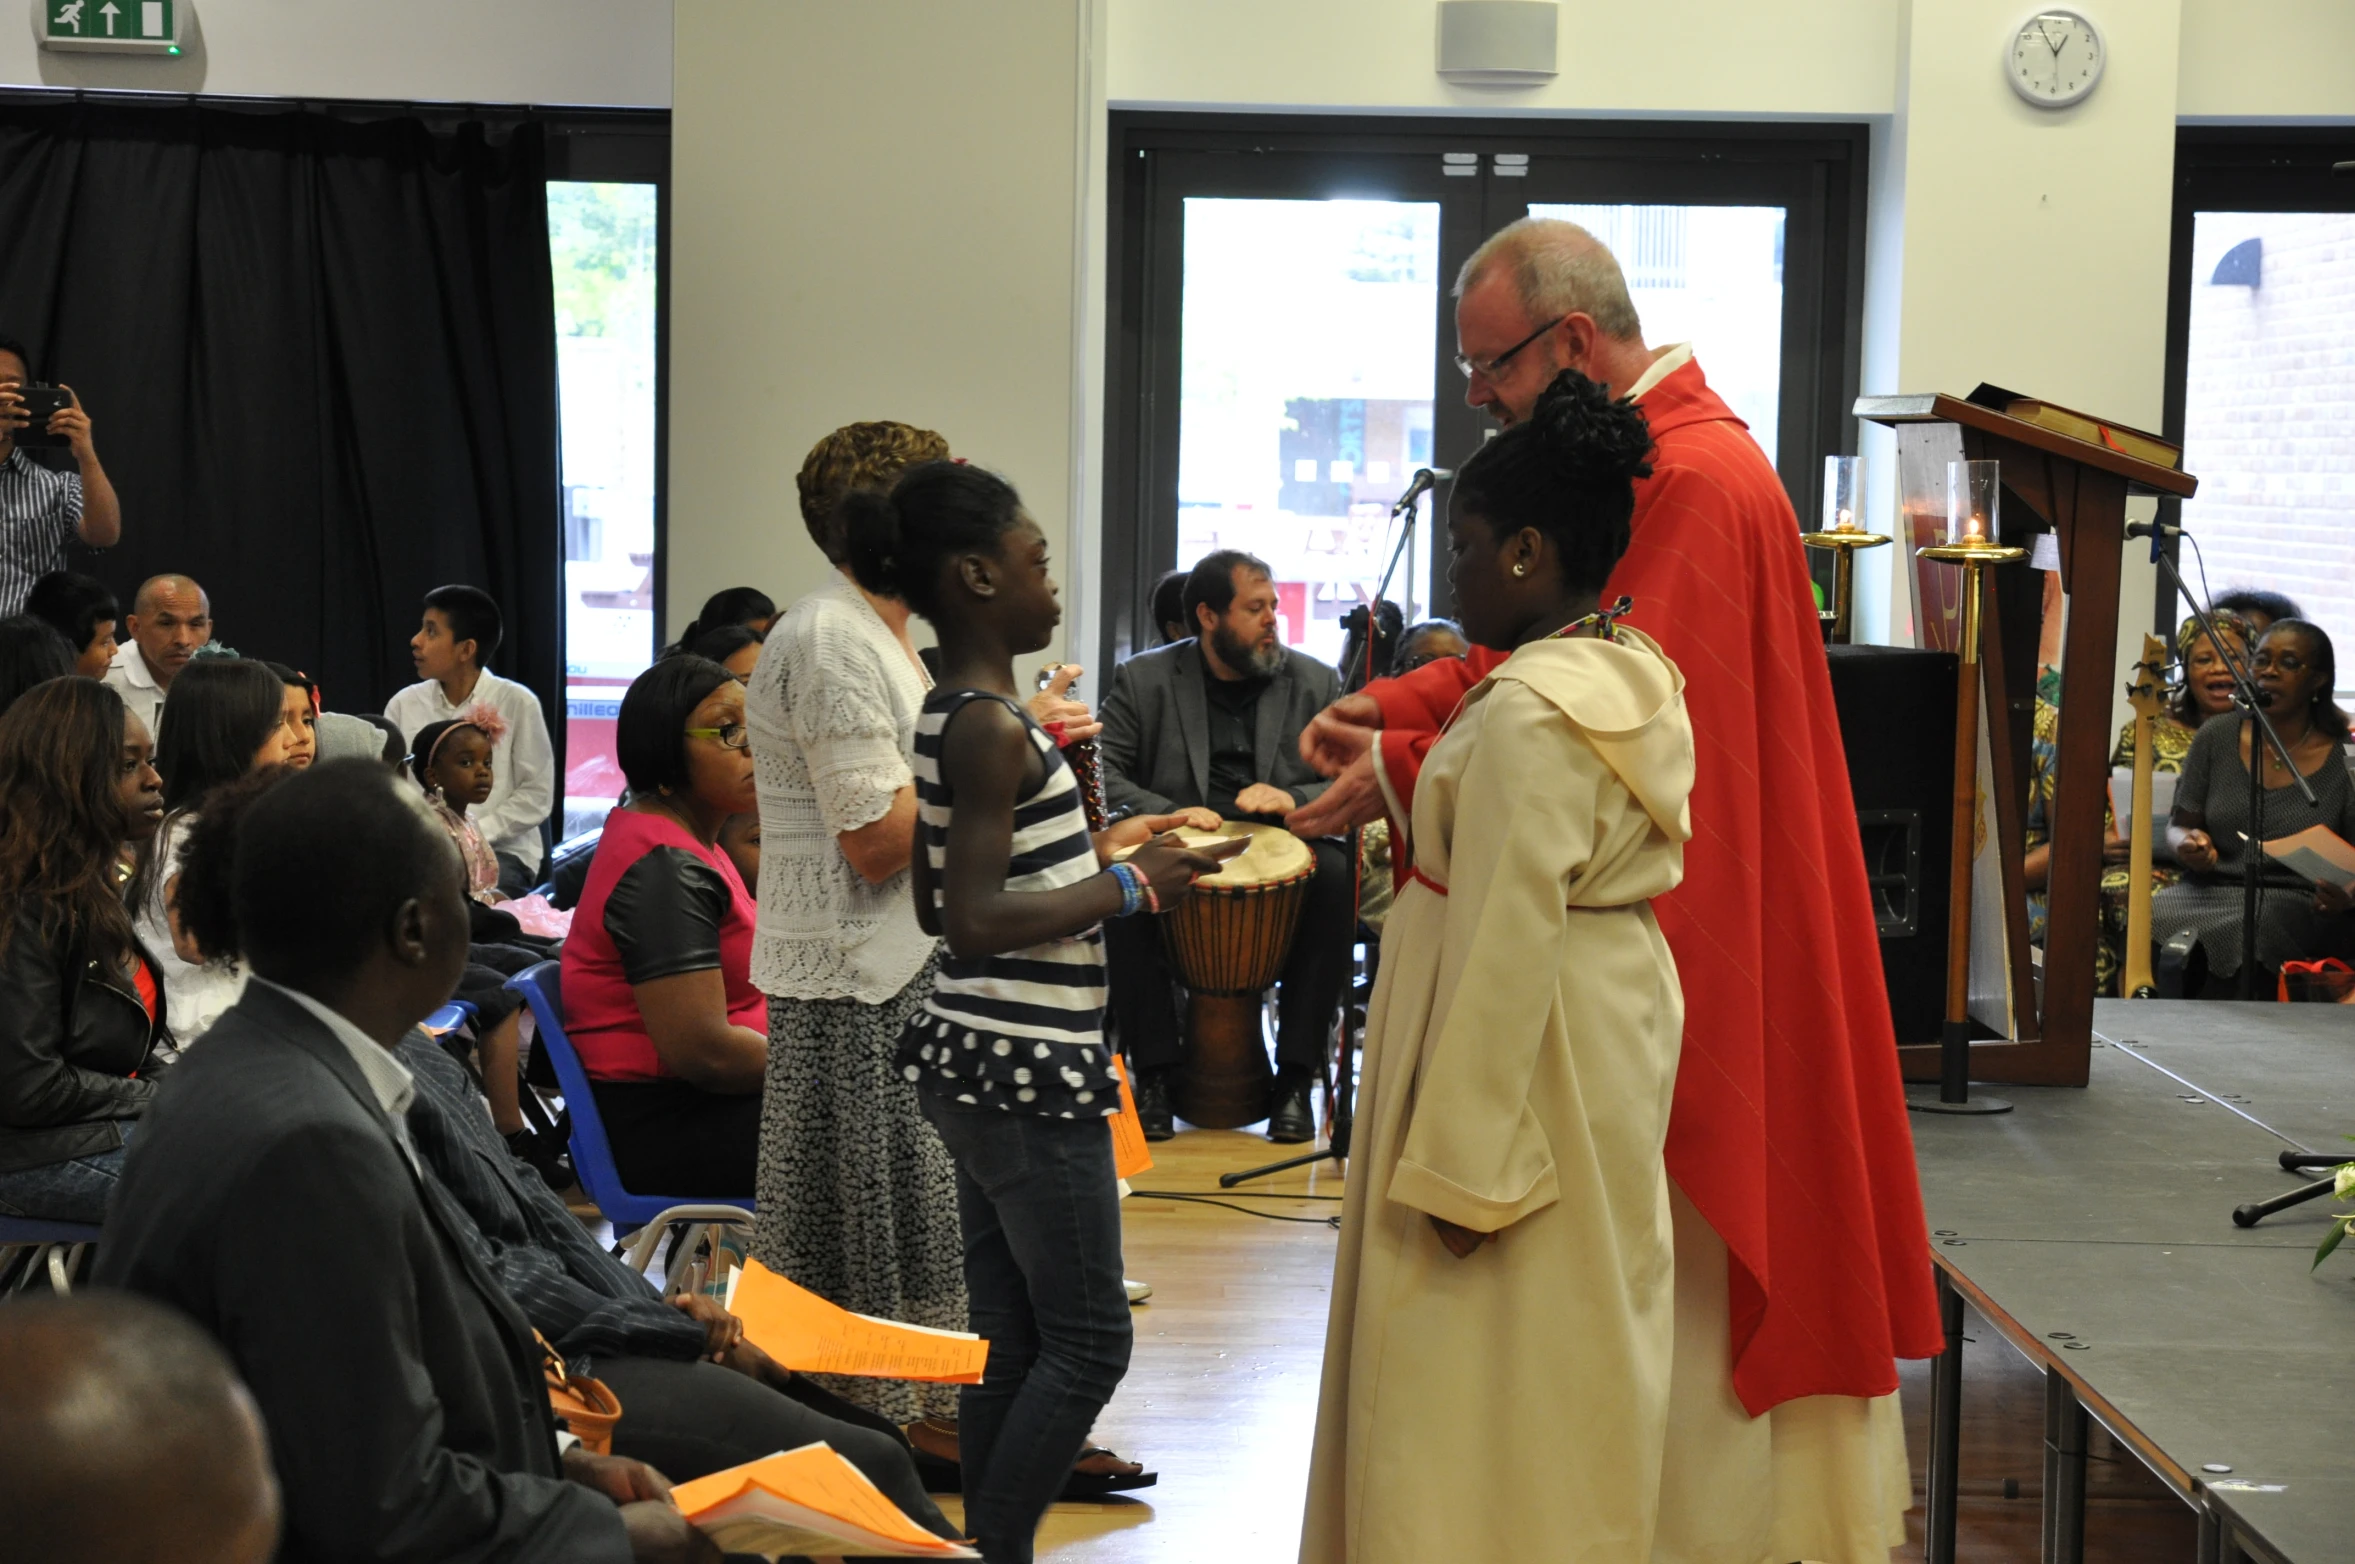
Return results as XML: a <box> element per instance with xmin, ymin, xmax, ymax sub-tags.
<box><xmin>1186</xmin><ymin>822</ymin><xmax>1312</xmax><ymax>888</ymax></box>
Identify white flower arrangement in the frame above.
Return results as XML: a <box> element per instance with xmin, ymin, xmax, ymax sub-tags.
<box><xmin>2313</xmin><ymin>1154</ymin><xmax>2355</xmax><ymax>1270</ymax></box>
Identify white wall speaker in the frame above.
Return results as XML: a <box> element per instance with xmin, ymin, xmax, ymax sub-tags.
<box><xmin>1435</xmin><ymin>1</ymin><xmax>1558</xmax><ymax>85</ymax></box>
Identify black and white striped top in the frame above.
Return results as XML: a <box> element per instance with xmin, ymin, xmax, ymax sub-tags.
<box><xmin>0</xmin><ymin>448</ymin><xmax>84</xmax><ymax>616</ymax></box>
<box><xmin>899</xmin><ymin>688</ymin><xmax>1118</xmax><ymax>1119</ymax></box>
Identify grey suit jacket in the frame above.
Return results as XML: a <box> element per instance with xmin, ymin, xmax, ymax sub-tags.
<box><xmin>1098</xmin><ymin>640</ymin><xmax>1341</xmax><ymax>820</ymax></box>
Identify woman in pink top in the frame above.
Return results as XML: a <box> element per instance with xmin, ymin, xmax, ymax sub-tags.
<box><xmin>563</xmin><ymin>655</ymin><xmax>765</xmax><ymax>1195</ymax></box>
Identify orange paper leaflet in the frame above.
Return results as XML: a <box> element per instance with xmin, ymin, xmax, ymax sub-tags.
<box><xmin>672</xmin><ymin>1443</ymin><xmax>978</xmax><ymax>1558</ymax></box>
<box><xmin>1110</xmin><ymin>1054</ymin><xmax>1154</xmax><ymax>1181</ymax></box>
<box><xmin>726</xmin><ymin>1258</ymin><xmax>989</xmax><ymax>1383</ymax></box>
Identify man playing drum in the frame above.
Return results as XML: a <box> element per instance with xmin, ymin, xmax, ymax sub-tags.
<box><xmin>1097</xmin><ymin>549</ymin><xmax>1348</xmax><ymax>1143</ymax></box>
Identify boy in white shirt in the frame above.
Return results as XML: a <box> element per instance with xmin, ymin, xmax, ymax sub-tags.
<box><xmin>383</xmin><ymin>584</ymin><xmax>554</xmax><ymax>895</ymax></box>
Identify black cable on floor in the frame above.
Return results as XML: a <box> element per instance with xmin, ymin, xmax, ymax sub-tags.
<box><xmin>1127</xmin><ymin>1186</ymin><xmax>1343</xmax><ymax>1201</ymax></box>
<box><xmin>1124</xmin><ymin>1189</ymin><xmax>1341</xmax><ymax>1226</ymax></box>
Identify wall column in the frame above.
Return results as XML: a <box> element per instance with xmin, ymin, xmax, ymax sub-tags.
<box><xmin>1860</xmin><ymin>0</ymin><xmax>2184</xmax><ymax>701</ymax></box>
<box><xmin>671</xmin><ymin>0</ymin><xmax>1097</xmax><ymax>663</ymax></box>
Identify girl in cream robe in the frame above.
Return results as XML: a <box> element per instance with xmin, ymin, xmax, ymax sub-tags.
<box><xmin>1301</xmin><ymin>623</ymin><xmax>1697</xmax><ymax>1564</ymax></box>
<box><xmin>1299</xmin><ymin>622</ymin><xmax>1912</xmax><ymax>1563</ymax></box>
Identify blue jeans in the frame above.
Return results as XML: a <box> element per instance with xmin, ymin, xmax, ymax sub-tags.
<box><xmin>920</xmin><ymin>1091</ymin><xmax>1132</xmax><ymax>1564</ymax></box>
<box><xmin>0</xmin><ymin>1128</ymin><xmax>131</xmax><ymax>1223</ymax></box>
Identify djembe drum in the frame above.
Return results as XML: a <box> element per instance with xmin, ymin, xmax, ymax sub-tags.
<box><xmin>1157</xmin><ymin>823</ymin><xmax>1316</xmax><ymax>1129</ymax></box>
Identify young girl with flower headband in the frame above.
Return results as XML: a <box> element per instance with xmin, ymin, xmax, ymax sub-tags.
<box><xmin>408</xmin><ymin>705</ymin><xmax>509</xmax><ymax>905</ymax></box>
<box><xmin>406</xmin><ymin>703</ymin><xmax>566</xmax><ymax>1175</ymax></box>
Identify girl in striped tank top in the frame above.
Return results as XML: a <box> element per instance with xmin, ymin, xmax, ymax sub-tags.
<box><xmin>841</xmin><ymin>461</ymin><xmax>1229</xmax><ymax>1564</ymax></box>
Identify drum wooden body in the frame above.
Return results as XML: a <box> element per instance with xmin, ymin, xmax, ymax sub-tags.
<box><xmin>1157</xmin><ymin>824</ymin><xmax>1315</xmax><ymax>1129</ymax></box>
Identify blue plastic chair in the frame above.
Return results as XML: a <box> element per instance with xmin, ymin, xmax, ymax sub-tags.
<box><xmin>0</xmin><ymin>1215</ymin><xmax>102</xmax><ymax>1294</ymax></box>
<box><xmin>541</xmin><ymin>826</ymin><xmax>605</xmax><ymax>911</ymax></box>
<box><xmin>503</xmin><ymin>961</ymin><xmax>752</xmax><ymax>1274</ymax></box>
<box><xmin>422</xmin><ymin>1000</ymin><xmax>478</xmax><ymax>1036</ymax></box>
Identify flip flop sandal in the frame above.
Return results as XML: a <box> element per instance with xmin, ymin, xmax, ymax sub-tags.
<box><xmin>1060</xmin><ymin>1447</ymin><xmax>1159</xmax><ymax>1499</ymax></box>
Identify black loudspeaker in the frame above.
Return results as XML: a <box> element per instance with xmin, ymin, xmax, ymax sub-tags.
<box><xmin>1825</xmin><ymin>645</ymin><xmax>1959</xmax><ymax>1046</ymax></box>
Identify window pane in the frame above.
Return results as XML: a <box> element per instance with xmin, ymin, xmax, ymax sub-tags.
<box><xmin>1177</xmin><ymin>198</ymin><xmax>1441</xmax><ymax>670</ymax></box>
<box><xmin>550</xmin><ymin>181</ymin><xmax>659</xmax><ymax>838</ymax></box>
<box><xmin>2182</xmin><ymin>211</ymin><xmax>2355</xmax><ymax>682</ymax></box>
<box><xmin>1526</xmin><ymin>204</ymin><xmax>1785</xmax><ymax>456</ymax></box>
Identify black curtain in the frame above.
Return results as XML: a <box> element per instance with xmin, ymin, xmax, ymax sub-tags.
<box><xmin>0</xmin><ymin>97</ymin><xmax>561</xmax><ymax>730</ymax></box>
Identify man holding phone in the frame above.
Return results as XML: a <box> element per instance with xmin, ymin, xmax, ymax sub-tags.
<box><xmin>0</xmin><ymin>335</ymin><xmax>121</xmax><ymax>615</ymax></box>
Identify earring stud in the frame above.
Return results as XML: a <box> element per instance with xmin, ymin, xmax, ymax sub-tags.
<box><xmin>1513</xmin><ymin>563</ymin><xmax>1528</xmax><ymax>577</ymax></box>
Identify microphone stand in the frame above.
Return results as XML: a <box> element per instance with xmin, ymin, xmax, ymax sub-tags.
<box><xmin>2232</xmin><ymin>1149</ymin><xmax>2349</xmax><ymax>1228</ymax></box>
<box><xmin>2148</xmin><ymin>528</ymin><xmax>2338</xmax><ymax>1224</ymax></box>
<box><xmin>1219</xmin><ymin>472</ymin><xmax>1435</xmax><ymax>1188</ymax></box>
<box><xmin>2142</xmin><ymin>534</ymin><xmax>2314</xmax><ymax>999</ymax></box>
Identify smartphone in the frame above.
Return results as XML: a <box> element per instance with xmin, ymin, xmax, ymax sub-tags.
<box><xmin>10</xmin><ymin>384</ymin><xmax>70</xmax><ymax>449</ymax></box>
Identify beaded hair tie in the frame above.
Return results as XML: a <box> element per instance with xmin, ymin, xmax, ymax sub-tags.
<box><xmin>1547</xmin><ymin>595</ymin><xmax>1636</xmax><ymax>643</ymax></box>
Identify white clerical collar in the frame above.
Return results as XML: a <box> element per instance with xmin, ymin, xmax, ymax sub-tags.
<box><xmin>1623</xmin><ymin>342</ymin><xmax>1695</xmax><ymax>403</ymax></box>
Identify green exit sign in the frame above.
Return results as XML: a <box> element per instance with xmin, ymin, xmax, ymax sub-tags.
<box><xmin>42</xmin><ymin>0</ymin><xmax>182</xmax><ymax>54</ymax></box>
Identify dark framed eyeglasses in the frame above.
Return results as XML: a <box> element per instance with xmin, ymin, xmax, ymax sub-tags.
<box><xmin>1453</xmin><ymin>315</ymin><xmax>1566</xmax><ymax>382</ymax></box>
<box><xmin>685</xmin><ymin>722</ymin><xmax>750</xmax><ymax>751</ymax></box>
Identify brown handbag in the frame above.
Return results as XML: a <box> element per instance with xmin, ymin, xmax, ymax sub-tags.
<box><xmin>537</xmin><ymin>1331</ymin><xmax>622</xmax><ymax>1454</ymax></box>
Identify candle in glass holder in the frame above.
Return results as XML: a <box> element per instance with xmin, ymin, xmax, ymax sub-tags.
<box><xmin>1947</xmin><ymin>459</ymin><xmax>2000</xmax><ymax>547</ymax></box>
<box><xmin>1823</xmin><ymin>454</ymin><xmax>1863</xmax><ymax>532</ymax></box>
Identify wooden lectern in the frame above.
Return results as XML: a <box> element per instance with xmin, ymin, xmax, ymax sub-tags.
<box><xmin>1855</xmin><ymin>394</ymin><xmax>2198</xmax><ymax>1087</ymax></box>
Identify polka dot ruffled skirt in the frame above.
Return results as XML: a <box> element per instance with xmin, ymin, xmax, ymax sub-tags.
<box><xmin>897</xmin><ymin>1013</ymin><xmax>1122</xmax><ymax>1120</ymax></box>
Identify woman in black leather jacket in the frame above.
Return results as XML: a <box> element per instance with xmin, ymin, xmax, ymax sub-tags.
<box><xmin>0</xmin><ymin>676</ymin><xmax>171</xmax><ymax>1221</ymax></box>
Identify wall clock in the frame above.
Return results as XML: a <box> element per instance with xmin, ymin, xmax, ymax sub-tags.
<box><xmin>2007</xmin><ymin>9</ymin><xmax>2104</xmax><ymax>108</ymax></box>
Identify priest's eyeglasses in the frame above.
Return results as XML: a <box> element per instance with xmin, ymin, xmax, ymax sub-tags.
<box><xmin>686</xmin><ymin>722</ymin><xmax>750</xmax><ymax>751</ymax></box>
<box><xmin>1454</xmin><ymin>316</ymin><xmax>1565</xmax><ymax>381</ymax></box>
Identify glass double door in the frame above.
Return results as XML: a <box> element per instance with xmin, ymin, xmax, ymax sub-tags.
<box><xmin>1109</xmin><ymin>126</ymin><xmax>1861</xmax><ymax>671</ymax></box>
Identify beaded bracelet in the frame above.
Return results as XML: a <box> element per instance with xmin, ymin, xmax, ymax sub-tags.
<box><xmin>1107</xmin><ymin>860</ymin><xmax>1145</xmax><ymax>918</ymax></box>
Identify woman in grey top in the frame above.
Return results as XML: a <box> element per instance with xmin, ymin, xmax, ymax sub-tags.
<box><xmin>2157</xmin><ymin>619</ymin><xmax>2355</xmax><ymax>985</ymax></box>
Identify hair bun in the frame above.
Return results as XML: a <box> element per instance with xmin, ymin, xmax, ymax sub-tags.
<box><xmin>1530</xmin><ymin>369</ymin><xmax>1654</xmax><ymax>487</ymax></box>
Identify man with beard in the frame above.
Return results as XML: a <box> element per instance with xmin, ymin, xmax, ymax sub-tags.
<box><xmin>1098</xmin><ymin>549</ymin><xmax>1345</xmax><ymax>1143</ymax></box>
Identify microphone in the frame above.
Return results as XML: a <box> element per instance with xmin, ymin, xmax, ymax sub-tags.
<box><xmin>2125</xmin><ymin>517</ymin><xmax>2183</xmax><ymax>562</ymax></box>
<box><xmin>1390</xmin><ymin>467</ymin><xmax>1454</xmax><ymax>515</ymax></box>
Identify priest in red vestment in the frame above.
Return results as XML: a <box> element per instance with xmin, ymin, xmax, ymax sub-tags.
<box><xmin>1293</xmin><ymin>220</ymin><xmax>1942</xmax><ymax>1455</ymax></box>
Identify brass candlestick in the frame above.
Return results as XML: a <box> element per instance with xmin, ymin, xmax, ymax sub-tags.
<box><xmin>1911</xmin><ymin>457</ymin><xmax>2023</xmax><ymax>1116</ymax></box>
<box><xmin>1804</xmin><ymin>455</ymin><xmax>1888</xmax><ymax>645</ymax></box>
<box><xmin>1910</xmin><ymin>537</ymin><xmax>2022</xmax><ymax>1115</ymax></box>
<box><xmin>1799</xmin><ymin>529</ymin><xmax>1891</xmax><ymax>644</ymax></box>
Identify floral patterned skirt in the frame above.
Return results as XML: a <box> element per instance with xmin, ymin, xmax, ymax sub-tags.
<box><xmin>752</xmin><ymin>956</ymin><xmax>967</xmax><ymax>1423</ymax></box>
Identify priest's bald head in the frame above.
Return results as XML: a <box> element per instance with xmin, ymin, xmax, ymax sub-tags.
<box><xmin>1454</xmin><ymin>218</ymin><xmax>1661</xmax><ymax>427</ymax></box>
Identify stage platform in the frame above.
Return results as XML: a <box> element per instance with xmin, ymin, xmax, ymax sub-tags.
<box><xmin>1913</xmin><ymin>999</ymin><xmax>2355</xmax><ymax>1564</ymax></box>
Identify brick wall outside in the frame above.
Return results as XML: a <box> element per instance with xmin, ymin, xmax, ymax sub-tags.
<box><xmin>2181</xmin><ymin>211</ymin><xmax>2355</xmax><ymax>689</ymax></box>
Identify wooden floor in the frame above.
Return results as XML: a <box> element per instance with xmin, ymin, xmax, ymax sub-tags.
<box><xmin>911</xmin><ymin>1122</ymin><xmax>2201</xmax><ymax>1563</ymax></box>
<box><xmin>930</xmin><ymin>1123</ymin><xmax>1344</xmax><ymax>1561</ymax></box>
